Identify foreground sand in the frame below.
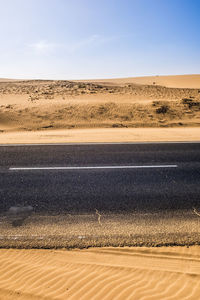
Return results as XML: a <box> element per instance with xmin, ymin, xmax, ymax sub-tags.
<box><xmin>0</xmin><ymin>246</ymin><xmax>200</xmax><ymax>299</ymax></box>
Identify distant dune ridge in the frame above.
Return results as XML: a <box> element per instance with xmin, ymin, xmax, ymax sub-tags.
<box><xmin>1</xmin><ymin>74</ymin><xmax>200</xmax><ymax>88</ymax></box>
<box><xmin>83</xmin><ymin>74</ymin><xmax>200</xmax><ymax>89</ymax></box>
<box><xmin>0</xmin><ymin>74</ymin><xmax>200</xmax><ymax>143</ymax></box>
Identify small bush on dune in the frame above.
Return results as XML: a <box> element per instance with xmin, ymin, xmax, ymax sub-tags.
<box><xmin>156</xmin><ymin>105</ymin><xmax>169</xmax><ymax>114</ymax></box>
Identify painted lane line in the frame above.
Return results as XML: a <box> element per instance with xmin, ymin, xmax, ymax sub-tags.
<box><xmin>1</xmin><ymin>141</ymin><xmax>200</xmax><ymax>146</ymax></box>
<box><xmin>9</xmin><ymin>165</ymin><xmax>178</xmax><ymax>170</ymax></box>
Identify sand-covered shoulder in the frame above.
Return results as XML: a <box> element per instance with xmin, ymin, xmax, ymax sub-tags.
<box><xmin>0</xmin><ymin>127</ymin><xmax>199</xmax><ymax>144</ymax></box>
<box><xmin>0</xmin><ymin>246</ymin><xmax>200</xmax><ymax>299</ymax></box>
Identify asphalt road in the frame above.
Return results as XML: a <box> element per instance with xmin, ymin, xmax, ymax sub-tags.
<box><xmin>0</xmin><ymin>142</ymin><xmax>200</xmax><ymax>214</ymax></box>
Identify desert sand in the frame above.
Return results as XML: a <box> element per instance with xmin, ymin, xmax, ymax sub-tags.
<box><xmin>0</xmin><ymin>127</ymin><xmax>200</xmax><ymax>144</ymax></box>
<box><xmin>84</xmin><ymin>74</ymin><xmax>200</xmax><ymax>88</ymax></box>
<box><xmin>0</xmin><ymin>246</ymin><xmax>200</xmax><ymax>299</ymax></box>
<box><xmin>0</xmin><ymin>74</ymin><xmax>200</xmax><ymax>143</ymax></box>
<box><xmin>1</xmin><ymin>75</ymin><xmax>200</xmax><ymax>299</ymax></box>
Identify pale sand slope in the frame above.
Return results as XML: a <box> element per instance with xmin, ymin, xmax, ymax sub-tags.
<box><xmin>0</xmin><ymin>75</ymin><xmax>200</xmax><ymax>136</ymax></box>
<box><xmin>84</xmin><ymin>74</ymin><xmax>200</xmax><ymax>88</ymax></box>
<box><xmin>1</xmin><ymin>74</ymin><xmax>200</xmax><ymax>88</ymax></box>
<box><xmin>0</xmin><ymin>127</ymin><xmax>199</xmax><ymax>144</ymax></box>
<box><xmin>0</xmin><ymin>75</ymin><xmax>200</xmax><ymax>143</ymax></box>
<box><xmin>0</xmin><ymin>246</ymin><xmax>200</xmax><ymax>300</ymax></box>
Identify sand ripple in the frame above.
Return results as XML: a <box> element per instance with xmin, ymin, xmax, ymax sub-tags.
<box><xmin>0</xmin><ymin>246</ymin><xmax>200</xmax><ymax>299</ymax></box>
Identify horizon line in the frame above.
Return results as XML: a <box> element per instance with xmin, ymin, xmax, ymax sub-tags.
<box><xmin>0</xmin><ymin>73</ymin><xmax>200</xmax><ymax>82</ymax></box>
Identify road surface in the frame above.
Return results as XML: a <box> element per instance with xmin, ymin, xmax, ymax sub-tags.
<box><xmin>0</xmin><ymin>142</ymin><xmax>200</xmax><ymax>247</ymax></box>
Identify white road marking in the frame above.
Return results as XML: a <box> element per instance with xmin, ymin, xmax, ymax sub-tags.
<box><xmin>1</xmin><ymin>141</ymin><xmax>200</xmax><ymax>146</ymax></box>
<box><xmin>9</xmin><ymin>165</ymin><xmax>178</xmax><ymax>170</ymax></box>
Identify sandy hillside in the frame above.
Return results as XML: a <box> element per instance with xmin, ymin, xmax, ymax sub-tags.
<box><xmin>0</xmin><ymin>246</ymin><xmax>200</xmax><ymax>299</ymax></box>
<box><xmin>0</xmin><ymin>75</ymin><xmax>200</xmax><ymax>143</ymax></box>
<box><xmin>85</xmin><ymin>74</ymin><xmax>200</xmax><ymax>88</ymax></box>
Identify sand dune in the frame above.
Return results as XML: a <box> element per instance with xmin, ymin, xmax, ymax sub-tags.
<box><xmin>0</xmin><ymin>77</ymin><xmax>200</xmax><ymax>134</ymax></box>
<box><xmin>0</xmin><ymin>78</ymin><xmax>21</xmax><ymax>82</ymax></box>
<box><xmin>0</xmin><ymin>75</ymin><xmax>199</xmax><ymax>143</ymax></box>
<box><xmin>83</xmin><ymin>74</ymin><xmax>200</xmax><ymax>89</ymax></box>
<box><xmin>0</xmin><ymin>246</ymin><xmax>200</xmax><ymax>299</ymax></box>
<box><xmin>1</xmin><ymin>74</ymin><xmax>200</xmax><ymax>88</ymax></box>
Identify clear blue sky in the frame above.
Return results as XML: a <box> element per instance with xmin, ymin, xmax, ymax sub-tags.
<box><xmin>0</xmin><ymin>0</ymin><xmax>199</xmax><ymax>79</ymax></box>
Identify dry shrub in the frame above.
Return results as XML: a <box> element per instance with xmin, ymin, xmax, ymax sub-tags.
<box><xmin>156</xmin><ymin>105</ymin><xmax>169</xmax><ymax>114</ymax></box>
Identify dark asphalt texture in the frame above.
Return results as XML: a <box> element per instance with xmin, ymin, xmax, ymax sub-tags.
<box><xmin>0</xmin><ymin>143</ymin><xmax>200</xmax><ymax>214</ymax></box>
